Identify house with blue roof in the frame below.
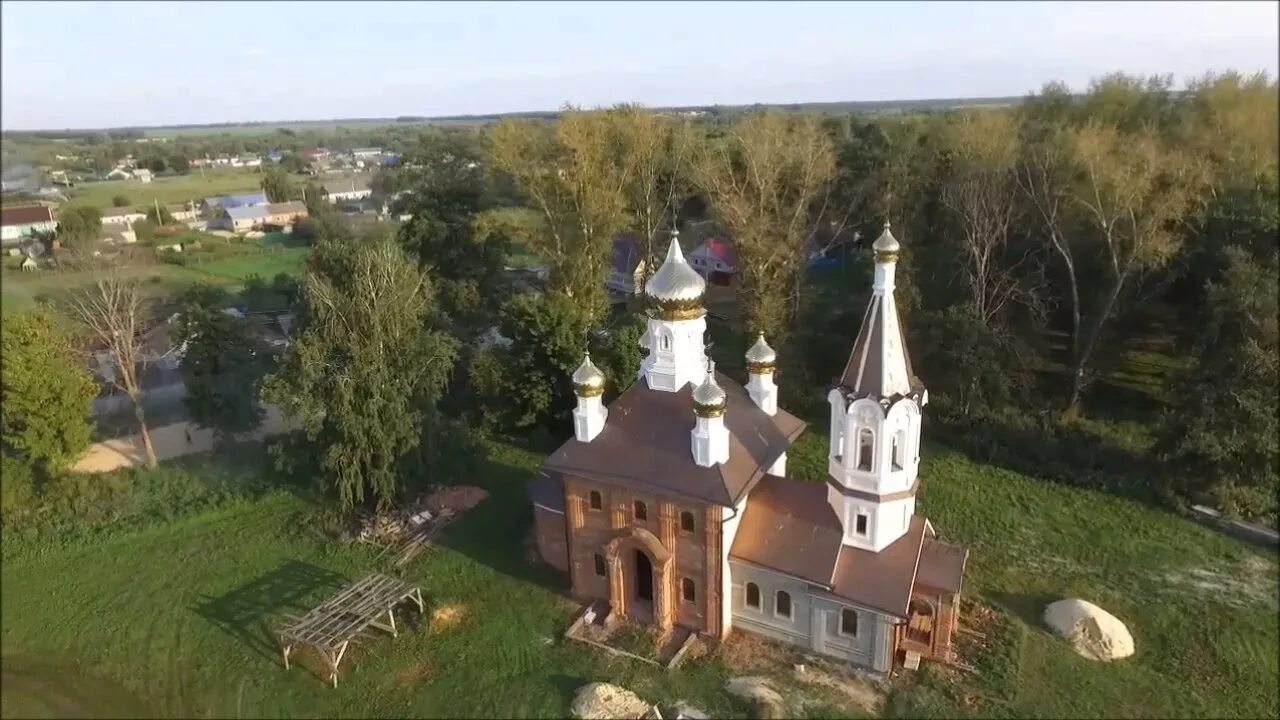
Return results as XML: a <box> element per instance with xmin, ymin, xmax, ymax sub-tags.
<box><xmin>203</xmin><ymin>192</ymin><xmax>268</xmax><ymax>212</ymax></box>
<box><xmin>210</xmin><ymin>204</ymin><xmax>269</xmax><ymax>233</ymax></box>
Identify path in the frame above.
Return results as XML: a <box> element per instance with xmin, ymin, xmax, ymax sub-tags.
<box><xmin>71</xmin><ymin>405</ymin><xmax>297</xmax><ymax>473</ymax></box>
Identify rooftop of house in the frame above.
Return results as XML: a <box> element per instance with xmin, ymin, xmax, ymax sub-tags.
<box><xmin>206</xmin><ymin>192</ymin><xmax>268</xmax><ymax>209</ymax></box>
<box><xmin>322</xmin><ymin>176</ymin><xmax>371</xmax><ymax>193</ymax></box>
<box><xmin>693</xmin><ymin>237</ymin><xmax>737</xmax><ymax>265</ymax></box>
<box><xmin>265</xmin><ymin>201</ymin><xmax>306</xmax><ymax>215</ymax></box>
<box><xmin>102</xmin><ymin>206</ymin><xmax>144</xmax><ymax>218</ymax></box>
<box><xmin>225</xmin><ymin>205</ymin><xmax>269</xmax><ymax>220</ymax></box>
<box><xmin>0</xmin><ymin>204</ymin><xmax>55</xmax><ymax>226</ymax></box>
<box><xmin>541</xmin><ymin>372</ymin><xmax>806</xmax><ymax>508</ymax></box>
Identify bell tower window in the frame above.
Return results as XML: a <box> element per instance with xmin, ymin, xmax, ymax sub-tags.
<box><xmin>857</xmin><ymin>428</ymin><xmax>874</xmax><ymax>471</ymax></box>
<box><xmin>892</xmin><ymin>429</ymin><xmax>906</xmax><ymax>471</ymax></box>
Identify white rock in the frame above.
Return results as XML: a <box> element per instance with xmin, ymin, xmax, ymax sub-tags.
<box><xmin>571</xmin><ymin>682</ymin><xmax>651</xmax><ymax>720</ymax></box>
<box><xmin>1043</xmin><ymin>598</ymin><xmax>1135</xmax><ymax>661</ymax></box>
<box><xmin>725</xmin><ymin>676</ymin><xmax>783</xmax><ymax>704</ymax></box>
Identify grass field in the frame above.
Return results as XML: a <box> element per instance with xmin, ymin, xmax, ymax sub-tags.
<box><xmin>66</xmin><ymin>168</ymin><xmax>269</xmax><ymax>209</ymax></box>
<box><xmin>0</xmin><ymin>247</ymin><xmax>309</xmax><ymax>313</ymax></box>
<box><xmin>1</xmin><ymin>427</ymin><xmax>1275</xmax><ymax>718</ymax></box>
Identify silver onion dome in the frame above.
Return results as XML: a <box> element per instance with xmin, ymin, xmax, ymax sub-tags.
<box><xmin>572</xmin><ymin>352</ymin><xmax>605</xmax><ymax>396</ymax></box>
<box><xmin>645</xmin><ymin>235</ymin><xmax>706</xmax><ymax>302</ymax></box>
<box><xmin>873</xmin><ymin>222</ymin><xmax>900</xmax><ymax>254</ymax></box>
<box><xmin>745</xmin><ymin>333</ymin><xmax>777</xmax><ymax>368</ymax></box>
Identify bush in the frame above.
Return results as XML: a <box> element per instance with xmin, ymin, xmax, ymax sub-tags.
<box><xmin>1</xmin><ymin>453</ymin><xmax>35</xmax><ymax>518</ymax></box>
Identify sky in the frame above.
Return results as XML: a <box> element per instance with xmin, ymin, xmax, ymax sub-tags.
<box><xmin>2</xmin><ymin>0</ymin><xmax>1277</xmax><ymax>130</ymax></box>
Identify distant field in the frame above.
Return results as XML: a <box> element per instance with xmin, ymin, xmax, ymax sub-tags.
<box><xmin>0</xmin><ymin>247</ymin><xmax>309</xmax><ymax>313</ymax></box>
<box><xmin>66</xmin><ymin>168</ymin><xmax>271</xmax><ymax>209</ymax></box>
<box><xmin>145</xmin><ymin>119</ymin><xmax>435</xmax><ymax>138</ymax></box>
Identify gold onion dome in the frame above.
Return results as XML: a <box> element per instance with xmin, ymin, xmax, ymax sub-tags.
<box><xmin>572</xmin><ymin>352</ymin><xmax>606</xmax><ymax>396</ymax></box>
<box><xmin>745</xmin><ymin>333</ymin><xmax>777</xmax><ymax>372</ymax></box>
<box><xmin>645</xmin><ymin>234</ymin><xmax>706</xmax><ymax>319</ymax></box>
<box><xmin>873</xmin><ymin>221</ymin><xmax>900</xmax><ymax>261</ymax></box>
<box><xmin>692</xmin><ymin>364</ymin><xmax>727</xmax><ymax>417</ymax></box>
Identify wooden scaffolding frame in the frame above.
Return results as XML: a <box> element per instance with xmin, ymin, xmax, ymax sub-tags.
<box><xmin>276</xmin><ymin>572</ymin><xmax>425</xmax><ymax>687</ymax></box>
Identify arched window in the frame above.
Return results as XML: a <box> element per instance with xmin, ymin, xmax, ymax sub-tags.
<box><xmin>594</xmin><ymin>553</ymin><xmax>607</xmax><ymax>577</ymax></box>
<box><xmin>857</xmin><ymin>428</ymin><xmax>874</xmax><ymax>471</ymax></box>
<box><xmin>745</xmin><ymin>582</ymin><xmax>761</xmax><ymax>609</ymax></box>
<box><xmin>840</xmin><ymin>608</ymin><xmax>859</xmax><ymax>637</ymax></box>
<box><xmin>680</xmin><ymin>510</ymin><xmax>695</xmax><ymax>534</ymax></box>
<box><xmin>775</xmin><ymin>590</ymin><xmax>793</xmax><ymax>620</ymax></box>
<box><xmin>589</xmin><ymin>490</ymin><xmax>602</xmax><ymax>511</ymax></box>
<box><xmin>659</xmin><ymin>332</ymin><xmax>671</xmax><ymax>351</ymax></box>
<box><xmin>830</xmin><ymin>400</ymin><xmax>844</xmax><ymax>459</ymax></box>
<box><xmin>681</xmin><ymin>577</ymin><xmax>696</xmax><ymax>603</ymax></box>
<box><xmin>634</xmin><ymin>500</ymin><xmax>647</xmax><ymax>521</ymax></box>
<box><xmin>892</xmin><ymin>428</ymin><xmax>906</xmax><ymax>471</ymax></box>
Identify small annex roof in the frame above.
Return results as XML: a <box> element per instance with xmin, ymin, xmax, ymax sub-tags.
<box><xmin>730</xmin><ymin>474</ymin><xmax>931</xmax><ymax>618</ymax></box>
<box><xmin>541</xmin><ymin>372</ymin><xmax>805</xmax><ymax>508</ymax></box>
<box><xmin>915</xmin><ymin>537</ymin><xmax>968</xmax><ymax>594</ymax></box>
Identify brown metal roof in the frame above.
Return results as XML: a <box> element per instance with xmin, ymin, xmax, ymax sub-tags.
<box><xmin>838</xmin><ymin>292</ymin><xmax>922</xmax><ymax>398</ymax></box>
<box><xmin>541</xmin><ymin>373</ymin><xmax>805</xmax><ymax>508</ymax></box>
<box><xmin>730</xmin><ymin>474</ymin><xmax>933</xmax><ymax>618</ymax></box>
<box><xmin>0</xmin><ymin>205</ymin><xmax>54</xmax><ymax>226</ymax></box>
<box><xmin>915</xmin><ymin>537</ymin><xmax>968</xmax><ymax>594</ymax></box>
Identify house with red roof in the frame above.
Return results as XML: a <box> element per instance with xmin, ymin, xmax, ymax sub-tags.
<box><xmin>688</xmin><ymin>237</ymin><xmax>737</xmax><ymax>286</ymax></box>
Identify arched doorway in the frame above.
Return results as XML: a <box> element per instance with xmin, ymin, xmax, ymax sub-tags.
<box><xmin>603</xmin><ymin>526</ymin><xmax>673</xmax><ymax>633</ymax></box>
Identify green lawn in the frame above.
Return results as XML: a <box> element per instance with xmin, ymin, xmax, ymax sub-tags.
<box><xmin>2</xmin><ymin>429</ymin><xmax>1275</xmax><ymax>718</ymax></box>
<box><xmin>67</xmin><ymin>168</ymin><xmax>286</xmax><ymax>209</ymax></box>
<box><xmin>0</xmin><ymin>248</ymin><xmax>309</xmax><ymax>313</ymax></box>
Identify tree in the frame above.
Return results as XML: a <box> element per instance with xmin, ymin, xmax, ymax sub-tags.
<box><xmin>693</xmin><ymin>112</ymin><xmax>835</xmax><ymax>340</ymax></box>
<box><xmin>260</xmin><ymin>166</ymin><xmax>296</xmax><ymax>203</ymax></box>
<box><xmin>481</xmin><ymin>109</ymin><xmax>634</xmax><ymax>322</ymax></box>
<box><xmin>301</xmin><ymin>180</ymin><xmax>328</xmax><ymax>216</ymax></box>
<box><xmin>1060</xmin><ymin>121</ymin><xmax>1211</xmax><ymax>411</ymax></box>
<box><xmin>278</xmin><ymin>152</ymin><xmax>307</xmax><ymax>174</ymax></box>
<box><xmin>174</xmin><ymin>285</ymin><xmax>274</xmax><ymax>441</ymax></box>
<box><xmin>63</xmin><ymin>269</ymin><xmax>159</xmax><ymax>468</ymax></box>
<box><xmin>147</xmin><ymin>156</ymin><xmax>166</xmax><ymax>173</ymax></box>
<box><xmin>168</xmin><ymin>155</ymin><xmax>190</xmax><ymax>174</ymax></box>
<box><xmin>239</xmin><ymin>273</ymin><xmax>300</xmax><ymax>313</ymax></box>
<box><xmin>112</xmin><ymin>194</ymin><xmax>131</xmax><ymax>207</ymax></box>
<box><xmin>611</xmin><ymin>105</ymin><xmax>698</xmax><ymax>277</ymax></box>
<box><xmin>145</xmin><ymin>204</ymin><xmax>175</xmax><ymax>225</ymax></box>
<box><xmin>262</xmin><ymin>235</ymin><xmax>459</xmax><ymax>510</ymax></box>
<box><xmin>1155</xmin><ymin>246</ymin><xmax>1278</xmax><ymax>522</ymax></box>
<box><xmin>1</xmin><ymin>310</ymin><xmax>97</xmax><ymax>476</ymax></box>
<box><xmin>938</xmin><ymin>109</ymin><xmax>1025</xmax><ymax>325</ymax></box>
<box><xmin>56</xmin><ymin>205</ymin><xmax>102</xmax><ymax>248</ymax></box>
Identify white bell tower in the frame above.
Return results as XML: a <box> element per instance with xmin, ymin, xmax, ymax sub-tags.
<box><xmin>827</xmin><ymin>223</ymin><xmax>928</xmax><ymax>552</ymax></box>
<box><xmin>639</xmin><ymin>233</ymin><xmax>709</xmax><ymax>392</ymax></box>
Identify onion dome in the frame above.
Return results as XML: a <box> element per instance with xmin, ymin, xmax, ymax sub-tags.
<box><xmin>873</xmin><ymin>221</ymin><xmax>900</xmax><ymax>262</ymax></box>
<box><xmin>572</xmin><ymin>352</ymin><xmax>606</xmax><ymax>397</ymax></box>
<box><xmin>645</xmin><ymin>233</ymin><xmax>706</xmax><ymax>320</ymax></box>
<box><xmin>745</xmin><ymin>333</ymin><xmax>777</xmax><ymax>374</ymax></box>
<box><xmin>692</xmin><ymin>364</ymin><xmax>727</xmax><ymax>418</ymax></box>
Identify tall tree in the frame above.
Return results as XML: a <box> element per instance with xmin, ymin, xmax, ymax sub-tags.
<box><xmin>260</xmin><ymin>166</ymin><xmax>296</xmax><ymax>203</ymax></box>
<box><xmin>1</xmin><ymin>310</ymin><xmax>97</xmax><ymax>476</ymax></box>
<box><xmin>56</xmin><ymin>205</ymin><xmax>102</xmax><ymax>249</ymax></box>
<box><xmin>693</xmin><ymin>112</ymin><xmax>835</xmax><ymax>340</ymax></box>
<box><xmin>612</xmin><ymin>105</ymin><xmax>698</xmax><ymax>276</ymax></box>
<box><xmin>174</xmin><ymin>286</ymin><xmax>274</xmax><ymax>441</ymax></box>
<box><xmin>263</xmin><ymin>235</ymin><xmax>459</xmax><ymax>510</ymax></box>
<box><xmin>63</xmin><ymin>270</ymin><xmax>159</xmax><ymax>468</ymax></box>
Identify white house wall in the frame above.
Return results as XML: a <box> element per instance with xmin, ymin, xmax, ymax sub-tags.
<box><xmin>721</xmin><ymin>495</ymin><xmax>747</xmax><ymax>634</ymax></box>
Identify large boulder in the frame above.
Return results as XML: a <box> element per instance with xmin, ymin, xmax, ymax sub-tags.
<box><xmin>571</xmin><ymin>682</ymin><xmax>651</xmax><ymax>720</ymax></box>
<box><xmin>1043</xmin><ymin>599</ymin><xmax>1135</xmax><ymax>661</ymax></box>
<box><xmin>726</xmin><ymin>677</ymin><xmax>786</xmax><ymax>719</ymax></box>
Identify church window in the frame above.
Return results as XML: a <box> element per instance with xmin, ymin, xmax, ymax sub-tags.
<box><xmin>855</xmin><ymin>513</ymin><xmax>869</xmax><ymax>536</ymax></box>
<box><xmin>857</xmin><ymin>429</ymin><xmax>874</xmax><ymax>471</ymax></box>
<box><xmin>594</xmin><ymin>554</ymin><xmax>607</xmax><ymax>577</ymax></box>
<box><xmin>634</xmin><ymin>500</ymin><xmax>647</xmax><ymax>521</ymax></box>
<box><xmin>892</xmin><ymin>429</ymin><xmax>906</xmax><ymax>471</ymax></box>
<box><xmin>659</xmin><ymin>332</ymin><xmax>671</xmax><ymax>351</ymax></box>
<box><xmin>745</xmin><ymin>582</ymin><xmax>761</xmax><ymax>609</ymax></box>
<box><xmin>680</xmin><ymin>510</ymin><xmax>695</xmax><ymax>534</ymax></box>
<box><xmin>775</xmin><ymin>590</ymin><xmax>793</xmax><ymax>620</ymax></box>
<box><xmin>840</xmin><ymin>608</ymin><xmax>859</xmax><ymax>637</ymax></box>
<box><xmin>830</xmin><ymin>403</ymin><xmax>844</xmax><ymax>459</ymax></box>
<box><xmin>681</xmin><ymin>577</ymin><xmax>696</xmax><ymax>603</ymax></box>
<box><xmin>589</xmin><ymin>490</ymin><xmax>602</xmax><ymax>511</ymax></box>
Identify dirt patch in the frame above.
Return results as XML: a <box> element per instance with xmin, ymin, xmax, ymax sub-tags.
<box><xmin>394</xmin><ymin>659</ymin><xmax>433</xmax><ymax>687</ymax></box>
<box><xmin>1161</xmin><ymin>556</ymin><xmax>1279</xmax><ymax>609</ymax></box>
<box><xmin>792</xmin><ymin>663</ymin><xmax>885</xmax><ymax>715</ymax></box>
<box><xmin>430</xmin><ymin>603</ymin><xmax>467</xmax><ymax>633</ymax></box>
<box><xmin>717</xmin><ymin>630</ymin><xmax>799</xmax><ymax>674</ymax></box>
<box><xmin>424</xmin><ymin>485</ymin><xmax>489</xmax><ymax>515</ymax></box>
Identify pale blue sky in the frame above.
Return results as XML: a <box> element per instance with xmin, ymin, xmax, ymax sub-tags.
<box><xmin>2</xmin><ymin>0</ymin><xmax>1276</xmax><ymax>130</ymax></box>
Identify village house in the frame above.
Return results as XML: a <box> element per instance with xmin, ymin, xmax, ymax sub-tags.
<box><xmin>531</xmin><ymin>225</ymin><xmax>967</xmax><ymax>673</ymax></box>
<box><xmin>166</xmin><ymin>203</ymin><xmax>199</xmax><ymax>223</ymax></box>
<box><xmin>133</xmin><ymin>168</ymin><xmax>153</xmax><ymax>183</ymax></box>
<box><xmin>101</xmin><ymin>206</ymin><xmax>147</xmax><ymax>226</ymax></box>
<box><xmin>211</xmin><ymin>205</ymin><xmax>269</xmax><ymax>233</ymax></box>
<box><xmin>203</xmin><ymin>192</ymin><xmax>269</xmax><ymax>213</ymax></box>
<box><xmin>104</xmin><ymin>168</ymin><xmax>133</xmax><ymax>181</ymax></box>
<box><xmin>687</xmin><ymin>237</ymin><xmax>736</xmax><ymax>286</ymax></box>
<box><xmin>0</xmin><ymin>205</ymin><xmax>57</xmax><ymax>245</ymax></box>
<box><xmin>264</xmin><ymin>201</ymin><xmax>308</xmax><ymax>228</ymax></box>
<box><xmin>323</xmin><ymin>176</ymin><xmax>373</xmax><ymax>203</ymax></box>
<box><xmin>605</xmin><ymin>234</ymin><xmax>648</xmax><ymax>297</ymax></box>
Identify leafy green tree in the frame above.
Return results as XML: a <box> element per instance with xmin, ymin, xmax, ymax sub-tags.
<box><xmin>111</xmin><ymin>194</ymin><xmax>131</xmax><ymax>207</ymax></box>
<box><xmin>145</xmin><ymin>204</ymin><xmax>175</xmax><ymax>225</ymax></box>
<box><xmin>56</xmin><ymin>205</ymin><xmax>103</xmax><ymax>248</ymax></box>
<box><xmin>278</xmin><ymin>152</ymin><xmax>307</xmax><ymax>174</ymax></box>
<box><xmin>263</xmin><ymin>235</ymin><xmax>459</xmax><ymax>510</ymax></box>
<box><xmin>301</xmin><ymin>180</ymin><xmax>328</xmax><ymax>216</ymax></box>
<box><xmin>168</xmin><ymin>155</ymin><xmax>190</xmax><ymax>174</ymax></box>
<box><xmin>239</xmin><ymin>273</ymin><xmax>300</xmax><ymax>313</ymax></box>
<box><xmin>260</xmin><ymin>166</ymin><xmax>296</xmax><ymax>203</ymax></box>
<box><xmin>174</xmin><ymin>286</ymin><xmax>274</xmax><ymax>441</ymax></box>
<box><xmin>1156</xmin><ymin>247</ymin><xmax>1278</xmax><ymax>522</ymax></box>
<box><xmin>1</xmin><ymin>311</ymin><xmax>97</xmax><ymax>476</ymax></box>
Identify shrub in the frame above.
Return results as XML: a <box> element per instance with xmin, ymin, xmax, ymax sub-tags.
<box><xmin>1</xmin><ymin>454</ymin><xmax>35</xmax><ymax>517</ymax></box>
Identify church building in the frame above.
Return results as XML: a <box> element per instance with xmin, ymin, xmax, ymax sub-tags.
<box><xmin>530</xmin><ymin>224</ymin><xmax>968</xmax><ymax>672</ymax></box>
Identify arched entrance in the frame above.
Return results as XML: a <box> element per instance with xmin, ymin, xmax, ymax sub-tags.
<box><xmin>603</xmin><ymin>527</ymin><xmax>673</xmax><ymax>633</ymax></box>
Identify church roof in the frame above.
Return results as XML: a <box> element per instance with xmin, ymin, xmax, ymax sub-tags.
<box><xmin>730</xmin><ymin>474</ymin><xmax>929</xmax><ymax>618</ymax></box>
<box><xmin>839</xmin><ymin>295</ymin><xmax>922</xmax><ymax>397</ymax></box>
<box><xmin>645</xmin><ymin>237</ymin><xmax>706</xmax><ymax>302</ymax></box>
<box><xmin>541</xmin><ymin>372</ymin><xmax>805</xmax><ymax>508</ymax></box>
